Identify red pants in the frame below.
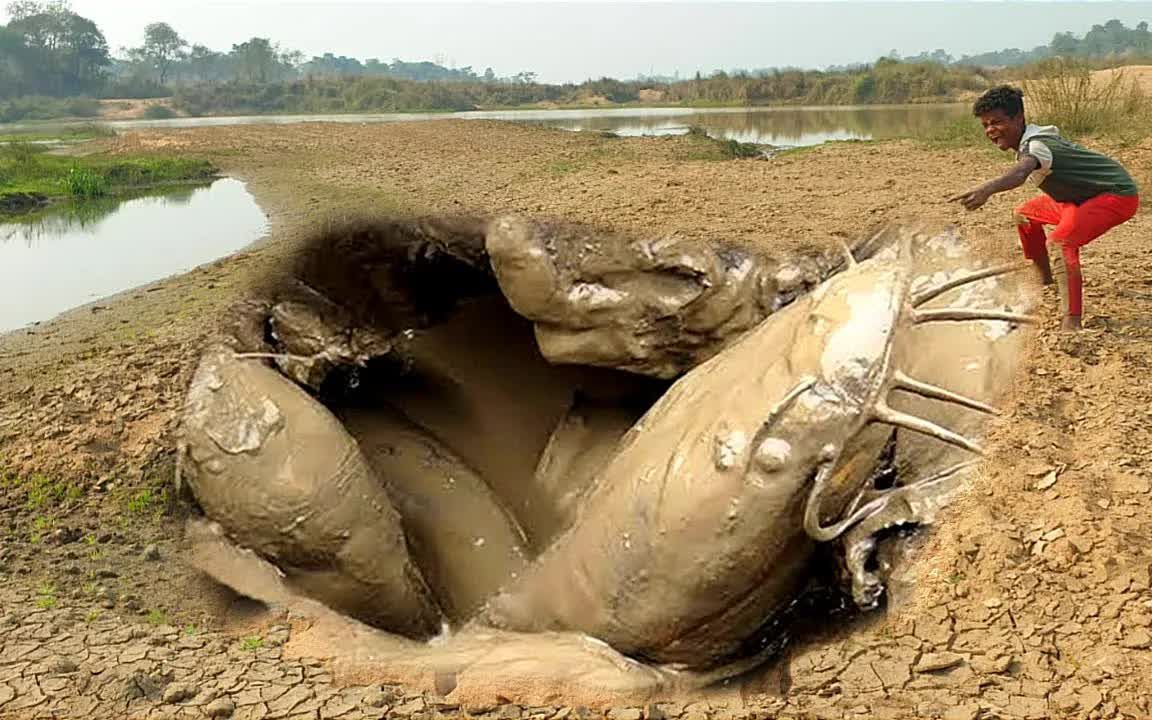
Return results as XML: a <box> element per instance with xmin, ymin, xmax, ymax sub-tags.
<box><xmin>1015</xmin><ymin>193</ymin><xmax>1140</xmax><ymax>316</ymax></box>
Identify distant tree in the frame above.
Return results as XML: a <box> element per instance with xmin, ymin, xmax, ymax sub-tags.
<box><xmin>229</xmin><ymin>37</ymin><xmax>297</xmax><ymax>83</ymax></box>
<box><xmin>183</xmin><ymin>44</ymin><xmax>226</xmax><ymax>82</ymax></box>
<box><xmin>3</xmin><ymin>1</ymin><xmax>109</xmax><ymax>95</ymax></box>
<box><xmin>5</xmin><ymin>0</ymin><xmax>42</xmax><ymax>21</ymax></box>
<box><xmin>1050</xmin><ymin>32</ymin><xmax>1078</xmax><ymax>56</ymax></box>
<box><xmin>281</xmin><ymin>48</ymin><xmax>303</xmax><ymax>72</ymax></box>
<box><xmin>483</xmin><ymin>66</ymin><xmax>495</xmax><ymax>82</ymax></box>
<box><xmin>230</xmin><ymin>37</ymin><xmax>276</xmax><ymax>82</ymax></box>
<box><xmin>134</xmin><ymin>22</ymin><xmax>186</xmax><ymax>84</ymax></box>
<box><xmin>906</xmin><ymin>48</ymin><xmax>954</xmax><ymax>65</ymax></box>
<box><xmin>0</xmin><ymin>25</ymin><xmax>29</xmax><ymax>95</ymax></box>
<box><xmin>1137</xmin><ymin>22</ymin><xmax>1152</xmax><ymax>53</ymax></box>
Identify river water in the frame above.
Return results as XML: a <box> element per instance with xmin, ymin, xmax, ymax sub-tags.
<box><xmin>0</xmin><ymin>178</ymin><xmax>267</xmax><ymax>334</ymax></box>
<box><xmin>14</xmin><ymin>103</ymin><xmax>971</xmax><ymax>149</ymax></box>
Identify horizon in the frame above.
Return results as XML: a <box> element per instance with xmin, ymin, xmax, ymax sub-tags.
<box><xmin>48</xmin><ymin>1</ymin><xmax>1152</xmax><ymax>84</ymax></box>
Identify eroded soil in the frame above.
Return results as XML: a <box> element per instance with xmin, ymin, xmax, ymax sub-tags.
<box><xmin>2</xmin><ymin>121</ymin><xmax>1151</xmax><ymax>719</ymax></box>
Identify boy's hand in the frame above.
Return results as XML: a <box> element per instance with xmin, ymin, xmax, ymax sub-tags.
<box><xmin>948</xmin><ymin>186</ymin><xmax>992</xmax><ymax>211</ymax></box>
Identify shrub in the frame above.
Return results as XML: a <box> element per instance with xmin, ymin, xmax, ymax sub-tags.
<box><xmin>64</xmin><ymin>97</ymin><xmax>101</xmax><ymax>118</ymax></box>
<box><xmin>142</xmin><ymin>104</ymin><xmax>177</xmax><ymax>120</ymax></box>
<box><xmin>1024</xmin><ymin>59</ymin><xmax>1149</xmax><ymax>138</ymax></box>
<box><xmin>2</xmin><ymin>141</ymin><xmax>40</xmax><ymax>167</ymax></box>
<box><xmin>0</xmin><ymin>96</ymin><xmax>100</xmax><ymax>122</ymax></box>
<box><xmin>64</xmin><ymin>166</ymin><xmax>107</xmax><ymax>198</ymax></box>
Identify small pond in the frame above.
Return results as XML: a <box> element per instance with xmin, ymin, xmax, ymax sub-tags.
<box><xmin>0</xmin><ymin>178</ymin><xmax>267</xmax><ymax>334</ymax></box>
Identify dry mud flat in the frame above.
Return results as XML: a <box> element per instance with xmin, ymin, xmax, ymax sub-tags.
<box><xmin>1</xmin><ymin>121</ymin><xmax>1152</xmax><ymax>719</ymax></box>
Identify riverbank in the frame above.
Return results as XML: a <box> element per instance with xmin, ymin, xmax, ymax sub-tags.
<box><xmin>0</xmin><ymin>141</ymin><xmax>216</xmax><ymax>209</ymax></box>
<box><xmin>1</xmin><ymin>120</ymin><xmax>1151</xmax><ymax>718</ymax></box>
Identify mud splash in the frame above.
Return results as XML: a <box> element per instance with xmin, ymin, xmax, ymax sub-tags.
<box><xmin>177</xmin><ymin>215</ymin><xmax>1033</xmax><ymax>706</ymax></box>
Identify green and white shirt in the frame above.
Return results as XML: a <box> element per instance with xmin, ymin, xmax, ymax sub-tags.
<box><xmin>1017</xmin><ymin>124</ymin><xmax>1139</xmax><ymax>205</ymax></box>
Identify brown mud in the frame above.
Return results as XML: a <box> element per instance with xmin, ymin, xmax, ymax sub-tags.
<box><xmin>1</xmin><ymin>121</ymin><xmax>1152</xmax><ymax>719</ymax></box>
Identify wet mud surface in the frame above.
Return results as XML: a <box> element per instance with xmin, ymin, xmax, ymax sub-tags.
<box><xmin>1</xmin><ymin>121</ymin><xmax>1152</xmax><ymax>718</ymax></box>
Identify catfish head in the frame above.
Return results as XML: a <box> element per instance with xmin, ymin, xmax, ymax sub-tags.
<box><xmin>483</xmin><ymin>232</ymin><xmax>1034</xmax><ymax>668</ymax></box>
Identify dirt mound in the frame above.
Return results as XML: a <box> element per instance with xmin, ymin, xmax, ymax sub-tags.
<box><xmin>1090</xmin><ymin>65</ymin><xmax>1152</xmax><ymax>95</ymax></box>
<box><xmin>97</xmin><ymin>98</ymin><xmax>181</xmax><ymax>121</ymax></box>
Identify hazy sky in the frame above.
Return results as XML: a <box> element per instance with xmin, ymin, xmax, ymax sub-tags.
<box><xmin>58</xmin><ymin>1</ymin><xmax>1152</xmax><ymax>83</ymax></box>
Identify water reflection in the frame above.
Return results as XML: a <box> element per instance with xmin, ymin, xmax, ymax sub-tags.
<box><xmin>3</xmin><ymin>104</ymin><xmax>970</xmax><ymax>148</ymax></box>
<box><xmin>525</xmin><ymin>105</ymin><xmax>969</xmax><ymax>146</ymax></box>
<box><xmin>1</xmin><ymin>186</ymin><xmax>200</xmax><ymax>242</ymax></box>
<box><xmin>0</xmin><ymin>178</ymin><xmax>267</xmax><ymax>333</ymax></box>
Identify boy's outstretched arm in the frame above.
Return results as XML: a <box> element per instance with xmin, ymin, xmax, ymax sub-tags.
<box><xmin>948</xmin><ymin>155</ymin><xmax>1040</xmax><ymax>210</ymax></box>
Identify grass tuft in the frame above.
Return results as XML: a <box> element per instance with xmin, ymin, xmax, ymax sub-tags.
<box><xmin>35</xmin><ymin>583</ymin><xmax>58</xmax><ymax>609</ymax></box>
<box><xmin>1024</xmin><ymin>59</ymin><xmax>1149</xmax><ymax>140</ymax></box>
<box><xmin>64</xmin><ymin>166</ymin><xmax>107</xmax><ymax>198</ymax></box>
<box><xmin>0</xmin><ymin>142</ymin><xmax>217</xmax><ymax>203</ymax></box>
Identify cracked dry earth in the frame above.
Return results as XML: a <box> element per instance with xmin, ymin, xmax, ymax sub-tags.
<box><xmin>2</xmin><ymin>122</ymin><xmax>1152</xmax><ymax>719</ymax></box>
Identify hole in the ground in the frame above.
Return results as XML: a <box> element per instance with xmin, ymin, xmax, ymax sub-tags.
<box><xmin>181</xmin><ymin>217</ymin><xmax>1031</xmax><ymax>705</ymax></box>
<box><xmin>186</xmin><ymin>216</ymin><xmax>874</xmax><ymax>677</ymax></box>
<box><xmin>323</xmin><ymin>289</ymin><xmax>669</xmax><ymax>621</ymax></box>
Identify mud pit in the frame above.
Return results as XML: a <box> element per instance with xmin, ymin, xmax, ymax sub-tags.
<box><xmin>177</xmin><ymin>214</ymin><xmax>1034</xmax><ymax>707</ymax></box>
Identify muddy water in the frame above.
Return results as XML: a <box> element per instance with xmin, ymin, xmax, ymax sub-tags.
<box><xmin>340</xmin><ymin>295</ymin><xmax>663</xmax><ymax>553</ymax></box>
<box><xmin>0</xmin><ymin>178</ymin><xmax>267</xmax><ymax>334</ymax></box>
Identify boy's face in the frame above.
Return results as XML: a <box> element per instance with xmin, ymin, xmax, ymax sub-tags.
<box><xmin>977</xmin><ymin>109</ymin><xmax>1025</xmax><ymax>151</ymax></box>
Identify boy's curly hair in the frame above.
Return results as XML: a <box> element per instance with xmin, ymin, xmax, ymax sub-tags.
<box><xmin>973</xmin><ymin>85</ymin><xmax>1025</xmax><ymax>117</ymax></box>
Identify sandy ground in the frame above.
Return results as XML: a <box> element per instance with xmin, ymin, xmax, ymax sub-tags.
<box><xmin>1090</xmin><ymin>65</ymin><xmax>1152</xmax><ymax>95</ymax></box>
<box><xmin>1</xmin><ymin>120</ymin><xmax>1152</xmax><ymax>719</ymax></box>
<box><xmin>97</xmin><ymin>98</ymin><xmax>182</xmax><ymax>121</ymax></box>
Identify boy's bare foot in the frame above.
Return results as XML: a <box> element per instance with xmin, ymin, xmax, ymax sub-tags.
<box><xmin>1038</xmin><ymin>269</ymin><xmax>1055</xmax><ymax>286</ymax></box>
<box><xmin>1062</xmin><ymin>315</ymin><xmax>1082</xmax><ymax>332</ymax></box>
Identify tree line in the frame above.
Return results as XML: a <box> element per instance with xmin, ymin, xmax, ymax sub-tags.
<box><xmin>0</xmin><ymin>0</ymin><xmax>536</xmax><ymax>100</ymax></box>
<box><xmin>0</xmin><ymin>3</ymin><xmax>1148</xmax><ymax>118</ymax></box>
<box><xmin>902</xmin><ymin>19</ymin><xmax>1152</xmax><ymax>68</ymax></box>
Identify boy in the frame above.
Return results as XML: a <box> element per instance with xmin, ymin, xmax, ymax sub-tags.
<box><xmin>949</xmin><ymin>85</ymin><xmax>1140</xmax><ymax>331</ymax></box>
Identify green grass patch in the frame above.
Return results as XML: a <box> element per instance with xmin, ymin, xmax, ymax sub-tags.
<box><xmin>546</xmin><ymin>159</ymin><xmax>580</xmax><ymax>176</ymax></box>
<box><xmin>29</xmin><ymin>515</ymin><xmax>52</xmax><ymax>543</ymax></box>
<box><xmin>718</xmin><ymin>137</ymin><xmax>766</xmax><ymax>159</ymax></box>
<box><xmin>772</xmin><ymin>138</ymin><xmax>879</xmax><ymax>159</ymax></box>
<box><xmin>240</xmin><ymin>636</ymin><xmax>265</xmax><ymax>651</ymax></box>
<box><xmin>126</xmin><ymin>487</ymin><xmax>168</xmax><ymax>516</ymax></box>
<box><xmin>63</xmin><ymin>167</ymin><xmax>107</xmax><ymax>198</ymax></box>
<box><xmin>35</xmin><ymin>583</ymin><xmax>58</xmax><ymax>609</ymax></box>
<box><xmin>16</xmin><ymin>473</ymin><xmax>83</xmax><ymax>511</ymax></box>
<box><xmin>916</xmin><ymin>116</ymin><xmax>985</xmax><ymax>148</ymax></box>
<box><xmin>0</xmin><ymin>123</ymin><xmax>116</xmax><ymax>144</ymax></box>
<box><xmin>0</xmin><ymin>143</ymin><xmax>217</xmax><ymax>201</ymax></box>
<box><xmin>142</xmin><ymin>105</ymin><xmax>177</xmax><ymax>120</ymax></box>
<box><xmin>679</xmin><ymin>125</ymin><xmax>769</xmax><ymax>161</ymax></box>
<box><xmin>145</xmin><ymin>609</ymin><xmax>169</xmax><ymax>625</ymax></box>
<box><xmin>913</xmin><ymin>117</ymin><xmax>1006</xmax><ymax>159</ymax></box>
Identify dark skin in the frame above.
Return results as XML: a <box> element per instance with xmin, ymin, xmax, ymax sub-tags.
<box><xmin>947</xmin><ymin>108</ymin><xmax>1080</xmax><ymax>330</ymax></box>
<box><xmin>948</xmin><ymin>108</ymin><xmax>1039</xmax><ymax>210</ymax></box>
